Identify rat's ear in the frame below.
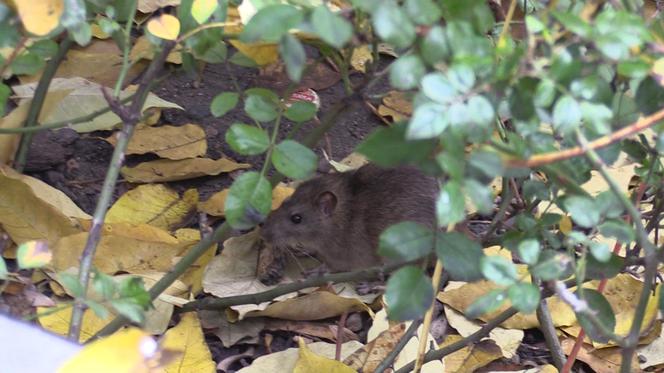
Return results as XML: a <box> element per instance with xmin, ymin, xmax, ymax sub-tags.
<box><xmin>316</xmin><ymin>191</ymin><xmax>337</xmax><ymax>216</ymax></box>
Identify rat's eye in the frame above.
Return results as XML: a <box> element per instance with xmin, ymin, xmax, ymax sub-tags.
<box><xmin>290</xmin><ymin>214</ymin><xmax>302</xmax><ymax>224</ymax></box>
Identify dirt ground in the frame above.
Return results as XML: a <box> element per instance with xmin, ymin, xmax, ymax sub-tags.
<box><xmin>24</xmin><ymin>58</ymin><xmax>383</xmax><ymax>214</ymax></box>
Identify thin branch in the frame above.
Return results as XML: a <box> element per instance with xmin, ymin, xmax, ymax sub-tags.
<box><xmin>14</xmin><ymin>37</ymin><xmax>74</xmax><ymax>172</ymax></box>
<box><xmin>498</xmin><ymin>0</ymin><xmax>518</xmax><ymax>45</ymax></box>
<box><xmin>68</xmin><ymin>41</ymin><xmax>175</xmax><ymax>341</ymax></box>
<box><xmin>536</xmin><ymin>297</ymin><xmax>565</xmax><ymax>369</ymax></box>
<box><xmin>507</xmin><ymin>106</ymin><xmax>664</xmax><ymax>169</ymax></box>
<box><xmin>374</xmin><ymin>318</ymin><xmax>424</xmax><ymax>373</ymax></box>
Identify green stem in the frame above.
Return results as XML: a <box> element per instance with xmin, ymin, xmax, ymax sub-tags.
<box><xmin>68</xmin><ymin>42</ymin><xmax>175</xmax><ymax>341</ymax></box>
<box><xmin>113</xmin><ymin>0</ymin><xmax>138</xmax><ymax>97</ymax></box>
<box><xmin>14</xmin><ymin>37</ymin><xmax>74</xmax><ymax>172</ymax></box>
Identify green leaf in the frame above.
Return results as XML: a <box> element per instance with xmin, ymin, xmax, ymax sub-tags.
<box><xmin>436</xmin><ymin>181</ymin><xmax>465</xmax><ymax>227</ymax></box>
<box><xmin>210</xmin><ymin>92</ymin><xmax>239</xmax><ymax>117</ymax></box>
<box><xmin>69</xmin><ymin>22</ymin><xmax>92</xmax><ymax>46</ymax></box>
<box><xmin>435</xmin><ymin>232</ymin><xmax>484</xmax><ymax>281</ymax></box>
<box><xmin>596</xmin><ymin>191</ymin><xmax>624</xmax><ymax>219</ymax></box>
<box><xmin>576</xmin><ymin>289</ymin><xmax>616</xmax><ymax>343</ymax></box>
<box><xmin>311</xmin><ymin>5</ymin><xmax>352</xmax><ymax>48</ymax></box>
<box><xmin>225</xmin><ymin>171</ymin><xmax>272</xmax><ymax>230</ymax></box>
<box><xmin>420</xmin><ymin>25</ymin><xmax>450</xmax><ymax>65</ymax></box>
<box><xmin>373</xmin><ymin>0</ymin><xmax>416</xmax><ymax>49</ymax></box>
<box><xmin>385</xmin><ymin>266</ymin><xmax>433</xmax><ymax>321</ymax></box>
<box><xmin>244</xmin><ymin>90</ymin><xmax>279</xmax><ymax>122</ymax></box>
<box><xmin>551</xmin><ymin>11</ymin><xmax>592</xmax><ymax>37</ymax></box>
<box><xmin>465</xmin><ymin>289</ymin><xmax>506</xmax><ymax>319</ymax></box>
<box><xmin>447</xmin><ymin>65</ymin><xmax>475</xmax><ymax>93</ymax></box>
<box><xmin>580</xmin><ymin>102</ymin><xmax>613</xmax><ymax>134</ymax></box>
<box><xmin>191</xmin><ymin>36</ymin><xmax>227</xmax><ymax>63</ymax></box>
<box><xmin>617</xmin><ymin>59</ymin><xmax>651</xmax><ymax>78</ymax></box>
<box><xmin>468</xmin><ymin>151</ymin><xmax>503</xmax><ymax>182</ymax></box>
<box><xmin>463</xmin><ymin>179</ymin><xmax>493</xmax><ymax>215</ymax></box>
<box><xmin>564</xmin><ymin>195</ymin><xmax>600</xmax><ymax>228</ymax></box>
<box><xmin>17</xmin><ymin>240</ymin><xmax>51</xmax><ymax>269</ymax></box>
<box><xmin>481</xmin><ymin>255</ymin><xmax>518</xmax><ymax>286</ymax></box>
<box><xmin>421</xmin><ymin>73</ymin><xmax>457</xmax><ymax>104</ymax></box>
<box><xmin>357</xmin><ymin>123</ymin><xmax>437</xmax><ymax>167</ymax></box>
<box><xmin>589</xmin><ymin>241</ymin><xmax>612</xmax><ymax>263</ymax></box>
<box><xmin>84</xmin><ymin>299</ymin><xmax>110</xmax><ymax>319</ymax></box>
<box><xmin>406</xmin><ymin>102</ymin><xmax>448</xmax><ymax>140</ymax></box>
<box><xmin>92</xmin><ymin>270</ymin><xmax>117</xmax><ymax>300</ymax></box>
<box><xmin>225</xmin><ymin>123</ymin><xmax>270</xmax><ymax>155</ymax></box>
<box><xmin>229</xmin><ymin>51</ymin><xmax>260</xmax><ymax>67</ymax></box>
<box><xmin>552</xmin><ymin>95</ymin><xmax>581</xmax><ymax>134</ymax></box>
<box><xmin>598</xmin><ymin>220</ymin><xmax>635</xmax><ymax>243</ymax></box>
<box><xmin>279</xmin><ymin>34</ymin><xmax>306</xmax><ymax>82</ymax></box>
<box><xmin>110</xmin><ymin>299</ymin><xmax>145</xmax><ymax>324</ymax></box>
<box><xmin>586</xmin><ymin>252</ymin><xmax>623</xmax><ymax>279</ymax></box>
<box><xmin>118</xmin><ymin>277</ymin><xmax>151</xmax><ymax>307</ymax></box>
<box><xmin>508</xmin><ymin>282</ymin><xmax>540</xmax><ymax>313</ymax></box>
<box><xmin>28</xmin><ymin>40</ymin><xmax>58</xmax><ymax>58</ymax></box>
<box><xmin>534</xmin><ymin>79</ymin><xmax>556</xmax><ymax>108</ymax></box>
<box><xmin>10</xmin><ymin>53</ymin><xmax>44</xmax><ymax>75</ymax></box>
<box><xmin>390</xmin><ymin>55</ymin><xmax>426</xmax><ymax>90</ymax></box>
<box><xmin>636</xmin><ymin>77</ymin><xmax>664</xmax><ymax>115</ymax></box>
<box><xmin>0</xmin><ymin>83</ymin><xmax>8</xmax><ymax>116</ymax></box>
<box><xmin>530</xmin><ymin>252</ymin><xmax>571</xmax><ymax>280</ymax></box>
<box><xmin>0</xmin><ymin>257</ymin><xmax>7</xmax><ymax>280</ymax></box>
<box><xmin>284</xmin><ymin>101</ymin><xmax>317</xmax><ymax>122</ymax></box>
<box><xmin>378</xmin><ymin>222</ymin><xmax>434</xmax><ymax>261</ymax></box>
<box><xmin>240</xmin><ymin>4</ymin><xmax>303</xmax><ymax>43</ymax></box>
<box><xmin>404</xmin><ymin>0</ymin><xmax>441</xmax><ymax>25</ymax></box>
<box><xmin>59</xmin><ymin>273</ymin><xmax>84</xmax><ymax>298</ymax></box>
<box><xmin>467</xmin><ymin>95</ymin><xmax>494</xmax><ymax>128</ymax></box>
<box><xmin>191</xmin><ymin>0</ymin><xmax>217</xmax><ymax>24</ymax></box>
<box><xmin>523</xmin><ymin>180</ymin><xmax>549</xmax><ymax>201</ymax></box>
<box><xmin>271</xmin><ymin>140</ymin><xmax>317</xmax><ymax>180</ymax></box>
<box><xmin>517</xmin><ymin>239</ymin><xmax>541</xmax><ymax>265</ymax></box>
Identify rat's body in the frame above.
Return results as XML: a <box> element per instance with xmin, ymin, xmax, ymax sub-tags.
<box><xmin>260</xmin><ymin>163</ymin><xmax>437</xmax><ymax>272</ymax></box>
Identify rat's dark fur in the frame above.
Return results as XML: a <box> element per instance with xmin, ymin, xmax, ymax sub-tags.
<box><xmin>260</xmin><ymin>163</ymin><xmax>437</xmax><ymax>272</ymax></box>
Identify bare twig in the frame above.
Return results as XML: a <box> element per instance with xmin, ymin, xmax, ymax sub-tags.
<box><xmin>374</xmin><ymin>319</ymin><xmax>424</xmax><ymax>373</ymax></box>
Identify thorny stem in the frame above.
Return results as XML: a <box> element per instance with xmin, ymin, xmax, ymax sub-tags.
<box><xmin>176</xmin><ymin>22</ymin><xmax>241</xmax><ymax>43</ymax></box>
<box><xmin>113</xmin><ymin>0</ymin><xmax>138</xmax><ymax>97</ymax></box>
<box><xmin>14</xmin><ymin>37</ymin><xmax>74</xmax><ymax>172</ymax></box>
<box><xmin>68</xmin><ymin>42</ymin><xmax>175</xmax><ymax>341</ymax></box>
<box><xmin>536</xmin><ymin>296</ymin><xmax>565</xmax><ymax>370</ymax></box>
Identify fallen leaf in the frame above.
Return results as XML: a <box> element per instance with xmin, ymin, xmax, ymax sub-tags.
<box><xmin>162</xmin><ymin>312</ymin><xmax>216</xmax><ymax>373</ymax></box>
<box><xmin>106</xmin><ymin>184</ymin><xmax>198</xmax><ymax>230</ymax></box>
<box><xmin>0</xmin><ymin>89</ymin><xmax>70</xmax><ymax>164</ymax></box>
<box><xmin>377</xmin><ymin>90</ymin><xmax>413</xmax><ymax>123</ymax></box>
<box><xmin>294</xmin><ymin>337</ymin><xmax>356</xmax><ymax>373</ymax></box>
<box><xmin>14</xmin><ymin>0</ymin><xmax>63</xmax><ymax>36</ymax></box>
<box><xmin>0</xmin><ymin>165</ymin><xmax>88</xmax><ymax>244</ymax></box>
<box><xmin>16</xmin><ymin>240</ymin><xmax>52</xmax><ymax>269</ymax></box>
<box><xmin>229</xmin><ymin>40</ymin><xmax>279</xmax><ymax>66</ymax></box>
<box><xmin>350</xmin><ymin>45</ymin><xmax>372</xmax><ymax>73</ymax></box>
<box><xmin>444</xmin><ymin>304</ymin><xmax>523</xmax><ymax>359</ymax></box>
<box><xmin>107</xmin><ymin>124</ymin><xmax>206</xmax><ymax>160</ymax></box>
<box><xmin>173</xmin><ymin>228</ymin><xmax>217</xmax><ymax>295</ymax></box>
<box><xmin>12</xmin><ymin>77</ymin><xmax>182</xmax><ymax>132</ymax></box>
<box><xmin>560</xmin><ymin>338</ymin><xmax>640</xmax><ymax>373</ymax></box>
<box><xmin>637</xmin><ymin>322</ymin><xmax>664</xmax><ymax>369</ymax></box>
<box><xmin>198</xmin><ymin>183</ymin><xmax>294</xmax><ymax>216</ymax></box>
<box><xmin>199</xmin><ymin>310</ymin><xmax>265</xmax><ymax>347</ymax></box>
<box><xmin>129</xmin><ymin>35</ymin><xmax>182</xmax><ymax>64</ymax></box>
<box><xmin>237</xmin><ymin>341</ymin><xmax>362</xmax><ymax>373</ymax></box>
<box><xmin>264</xmin><ymin>319</ymin><xmax>358</xmax><ymax>343</ymax></box>
<box><xmin>329</xmin><ymin>153</ymin><xmax>368</xmax><ymax>173</ymax></box>
<box><xmin>38</xmin><ymin>306</ymin><xmax>109</xmax><ymax>343</ymax></box>
<box><xmin>440</xmin><ymin>334</ymin><xmax>503</xmax><ymax>373</ymax></box>
<box><xmin>247</xmin><ymin>291</ymin><xmax>372</xmax><ymax>320</ymax></box>
<box><xmin>121</xmin><ymin>157</ymin><xmax>250</xmax><ymax>183</ymax></box>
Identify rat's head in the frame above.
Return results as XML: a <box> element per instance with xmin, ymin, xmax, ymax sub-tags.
<box><xmin>260</xmin><ymin>177</ymin><xmax>342</xmax><ymax>257</ymax></box>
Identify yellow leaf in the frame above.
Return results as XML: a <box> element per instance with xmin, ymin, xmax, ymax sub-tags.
<box><xmin>39</xmin><ymin>306</ymin><xmax>108</xmax><ymax>343</ymax></box>
<box><xmin>17</xmin><ymin>240</ymin><xmax>52</xmax><ymax>268</ymax></box>
<box><xmin>13</xmin><ymin>0</ymin><xmax>64</xmax><ymax>36</ymax></box>
<box><xmin>228</xmin><ymin>40</ymin><xmax>279</xmax><ymax>66</ymax></box>
<box><xmin>559</xmin><ymin>215</ymin><xmax>572</xmax><ymax>234</ymax></box>
<box><xmin>191</xmin><ymin>0</ymin><xmax>218</xmax><ymax>24</ymax></box>
<box><xmin>110</xmin><ymin>124</ymin><xmax>207</xmax><ymax>160</ymax></box>
<box><xmin>91</xmin><ymin>23</ymin><xmax>111</xmax><ymax>39</ymax></box>
<box><xmin>248</xmin><ymin>291</ymin><xmax>372</xmax><ymax>320</ymax></box>
<box><xmin>350</xmin><ymin>45</ymin><xmax>372</xmax><ymax>73</ymax></box>
<box><xmin>294</xmin><ymin>338</ymin><xmax>356</xmax><ymax>373</ymax></box>
<box><xmin>173</xmin><ymin>228</ymin><xmax>217</xmax><ymax>295</ymax></box>
<box><xmin>440</xmin><ymin>334</ymin><xmax>503</xmax><ymax>373</ymax></box>
<box><xmin>130</xmin><ymin>36</ymin><xmax>182</xmax><ymax>64</ymax></box>
<box><xmin>58</xmin><ymin>327</ymin><xmax>171</xmax><ymax>373</ymax></box>
<box><xmin>163</xmin><ymin>312</ymin><xmax>216</xmax><ymax>373</ymax></box>
<box><xmin>0</xmin><ymin>165</ymin><xmax>87</xmax><ymax>244</ymax></box>
<box><xmin>198</xmin><ymin>184</ymin><xmax>294</xmax><ymax>216</ymax></box>
<box><xmin>121</xmin><ymin>157</ymin><xmax>250</xmax><ymax>183</ymax></box>
<box><xmin>107</xmin><ymin>184</ymin><xmax>199</xmax><ymax>230</ymax></box>
<box><xmin>147</xmin><ymin>14</ymin><xmax>181</xmax><ymax>41</ymax></box>
<box><xmin>653</xmin><ymin>57</ymin><xmax>664</xmax><ymax>86</ymax></box>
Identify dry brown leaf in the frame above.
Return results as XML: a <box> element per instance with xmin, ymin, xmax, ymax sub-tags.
<box><xmin>38</xmin><ymin>306</ymin><xmax>109</xmax><ymax>343</ymax></box>
<box><xmin>350</xmin><ymin>45</ymin><xmax>372</xmax><ymax>72</ymax></box>
<box><xmin>129</xmin><ymin>35</ymin><xmax>182</xmax><ymax>64</ymax></box>
<box><xmin>441</xmin><ymin>334</ymin><xmax>503</xmax><ymax>373</ymax></box>
<box><xmin>237</xmin><ymin>341</ymin><xmax>362</xmax><ymax>373</ymax></box>
<box><xmin>344</xmin><ymin>322</ymin><xmax>406</xmax><ymax>371</ymax></box>
<box><xmin>138</xmin><ymin>0</ymin><xmax>181</xmax><ymax>13</ymax></box>
<box><xmin>0</xmin><ymin>165</ymin><xmax>88</xmax><ymax>244</ymax></box>
<box><xmin>560</xmin><ymin>338</ymin><xmax>640</xmax><ymax>373</ymax></box>
<box><xmin>637</xmin><ymin>322</ymin><xmax>664</xmax><ymax>369</ymax></box>
<box><xmin>106</xmin><ymin>184</ymin><xmax>198</xmax><ymax>230</ymax></box>
<box><xmin>107</xmin><ymin>124</ymin><xmax>206</xmax><ymax>160</ymax></box>
<box><xmin>247</xmin><ymin>291</ymin><xmax>372</xmax><ymax>320</ymax></box>
<box><xmin>173</xmin><ymin>228</ymin><xmax>217</xmax><ymax>295</ymax></box>
<box><xmin>121</xmin><ymin>157</ymin><xmax>250</xmax><ymax>183</ymax></box>
<box><xmin>199</xmin><ymin>310</ymin><xmax>265</xmax><ymax>347</ymax></box>
<box><xmin>265</xmin><ymin>319</ymin><xmax>358</xmax><ymax>343</ymax></box>
<box><xmin>293</xmin><ymin>338</ymin><xmax>356</xmax><ymax>373</ymax></box>
<box><xmin>377</xmin><ymin>91</ymin><xmax>413</xmax><ymax>123</ymax></box>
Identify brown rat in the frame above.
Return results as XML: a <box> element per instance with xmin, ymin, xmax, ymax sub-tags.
<box><xmin>260</xmin><ymin>163</ymin><xmax>437</xmax><ymax>272</ymax></box>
